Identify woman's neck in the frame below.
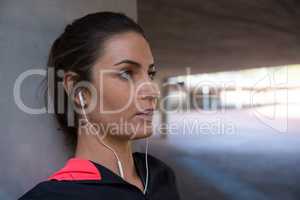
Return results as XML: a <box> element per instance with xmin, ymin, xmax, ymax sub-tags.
<box><xmin>74</xmin><ymin>130</ymin><xmax>137</xmax><ymax>180</ymax></box>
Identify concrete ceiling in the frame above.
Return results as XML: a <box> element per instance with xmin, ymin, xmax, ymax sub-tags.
<box><xmin>138</xmin><ymin>0</ymin><xmax>300</xmax><ymax>78</ymax></box>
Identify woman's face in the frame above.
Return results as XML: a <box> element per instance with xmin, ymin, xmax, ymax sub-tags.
<box><xmin>84</xmin><ymin>32</ymin><xmax>160</xmax><ymax>140</ymax></box>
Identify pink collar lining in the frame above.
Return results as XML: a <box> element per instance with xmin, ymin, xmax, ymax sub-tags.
<box><xmin>48</xmin><ymin>158</ymin><xmax>102</xmax><ymax>181</ymax></box>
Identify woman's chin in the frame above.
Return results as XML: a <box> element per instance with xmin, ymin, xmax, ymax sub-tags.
<box><xmin>106</xmin><ymin>121</ymin><xmax>154</xmax><ymax>140</ymax></box>
<box><xmin>112</xmin><ymin>128</ymin><xmax>153</xmax><ymax>140</ymax></box>
<box><xmin>131</xmin><ymin>130</ymin><xmax>153</xmax><ymax>140</ymax></box>
<box><xmin>124</xmin><ymin>120</ymin><xmax>154</xmax><ymax>139</ymax></box>
<box><xmin>132</xmin><ymin>123</ymin><xmax>153</xmax><ymax>139</ymax></box>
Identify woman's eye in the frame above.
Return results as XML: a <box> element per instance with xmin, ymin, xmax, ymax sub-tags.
<box><xmin>119</xmin><ymin>70</ymin><xmax>133</xmax><ymax>80</ymax></box>
<box><xmin>119</xmin><ymin>69</ymin><xmax>157</xmax><ymax>81</ymax></box>
<box><xmin>148</xmin><ymin>70</ymin><xmax>157</xmax><ymax>80</ymax></box>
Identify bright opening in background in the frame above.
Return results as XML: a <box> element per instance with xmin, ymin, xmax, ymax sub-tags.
<box><xmin>164</xmin><ymin>65</ymin><xmax>300</xmax><ymax>135</ymax></box>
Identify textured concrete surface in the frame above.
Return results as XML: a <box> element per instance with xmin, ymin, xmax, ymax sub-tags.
<box><xmin>0</xmin><ymin>1</ymin><xmax>136</xmax><ymax>199</ymax></box>
<box><xmin>138</xmin><ymin>0</ymin><xmax>300</xmax><ymax>78</ymax></box>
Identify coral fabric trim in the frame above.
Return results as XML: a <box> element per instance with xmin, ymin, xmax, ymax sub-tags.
<box><xmin>48</xmin><ymin>158</ymin><xmax>101</xmax><ymax>181</ymax></box>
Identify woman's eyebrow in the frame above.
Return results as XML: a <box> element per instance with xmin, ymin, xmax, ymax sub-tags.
<box><xmin>113</xmin><ymin>59</ymin><xmax>155</xmax><ymax>70</ymax></box>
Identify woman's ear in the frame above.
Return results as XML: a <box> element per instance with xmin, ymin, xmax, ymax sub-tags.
<box><xmin>63</xmin><ymin>71</ymin><xmax>81</xmax><ymax>105</ymax></box>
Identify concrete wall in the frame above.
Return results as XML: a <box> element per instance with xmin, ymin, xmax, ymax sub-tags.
<box><xmin>0</xmin><ymin>0</ymin><xmax>136</xmax><ymax>199</ymax></box>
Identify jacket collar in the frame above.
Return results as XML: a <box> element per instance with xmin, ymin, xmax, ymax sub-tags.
<box><xmin>48</xmin><ymin>157</ymin><xmax>102</xmax><ymax>181</ymax></box>
<box><xmin>47</xmin><ymin>152</ymin><xmax>147</xmax><ymax>185</ymax></box>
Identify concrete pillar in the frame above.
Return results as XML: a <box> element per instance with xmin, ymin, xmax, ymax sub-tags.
<box><xmin>0</xmin><ymin>1</ymin><xmax>137</xmax><ymax>199</ymax></box>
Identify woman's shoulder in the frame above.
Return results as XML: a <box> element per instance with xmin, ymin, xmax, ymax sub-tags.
<box><xmin>19</xmin><ymin>154</ymin><xmax>180</xmax><ymax>200</ymax></box>
<box><xmin>18</xmin><ymin>180</ymin><xmax>64</xmax><ymax>200</ymax></box>
<box><xmin>18</xmin><ymin>179</ymin><xmax>98</xmax><ymax>200</ymax></box>
<box><xmin>18</xmin><ymin>157</ymin><xmax>103</xmax><ymax>200</ymax></box>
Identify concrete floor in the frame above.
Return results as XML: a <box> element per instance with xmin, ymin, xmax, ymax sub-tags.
<box><xmin>145</xmin><ymin>106</ymin><xmax>300</xmax><ymax>200</ymax></box>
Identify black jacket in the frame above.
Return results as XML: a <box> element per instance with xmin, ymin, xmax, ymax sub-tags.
<box><xmin>18</xmin><ymin>152</ymin><xmax>181</xmax><ymax>200</ymax></box>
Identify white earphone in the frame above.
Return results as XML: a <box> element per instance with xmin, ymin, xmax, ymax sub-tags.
<box><xmin>78</xmin><ymin>91</ymin><xmax>124</xmax><ymax>179</ymax></box>
<box><xmin>78</xmin><ymin>90</ymin><xmax>149</xmax><ymax>194</ymax></box>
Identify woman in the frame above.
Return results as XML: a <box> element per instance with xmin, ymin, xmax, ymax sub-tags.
<box><xmin>19</xmin><ymin>12</ymin><xmax>181</xmax><ymax>200</ymax></box>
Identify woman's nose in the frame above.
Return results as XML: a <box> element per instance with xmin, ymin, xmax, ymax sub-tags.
<box><xmin>136</xmin><ymin>80</ymin><xmax>161</xmax><ymax>101</ymax></box>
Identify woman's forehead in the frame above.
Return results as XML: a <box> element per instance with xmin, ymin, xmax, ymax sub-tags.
<box><xmin>100</xmin><ymin>32</ymin><xmax>154</xmax><ymax>66</ymax></box>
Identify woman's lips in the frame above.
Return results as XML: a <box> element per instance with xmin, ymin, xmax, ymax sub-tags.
<box><xmin>134</xmin><ymin>110</ymin><xmax>154</xmax><ymax>122</ymax></box>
